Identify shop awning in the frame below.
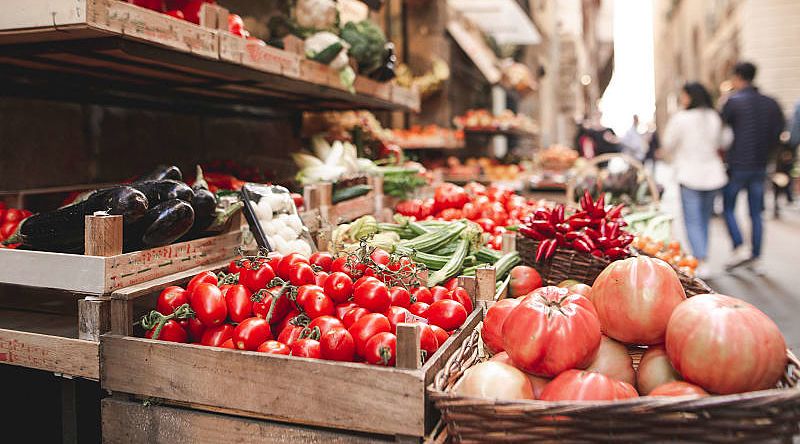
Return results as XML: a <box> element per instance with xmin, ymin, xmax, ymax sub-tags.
<box><xmin>447</xmin><ymin>0</ymin><xmax>541</xmax><ymax>45</ymax></box>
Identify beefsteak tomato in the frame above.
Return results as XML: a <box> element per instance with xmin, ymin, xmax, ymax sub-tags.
<box><xmin>540</xmin><ymin>369</ymin><xmax>639</xmax><ymax>401</ymax></box>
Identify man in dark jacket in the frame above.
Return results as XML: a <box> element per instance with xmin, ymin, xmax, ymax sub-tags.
<box><xmin>721</xmin><ymin>62</ymin><xmax>785</xmax><ymax>273</ymax></box>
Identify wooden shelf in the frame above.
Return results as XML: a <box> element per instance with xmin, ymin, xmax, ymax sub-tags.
<box><xmin>0</xmin><ymin>0</ymin><xmax>419</xmax><ymax>114</ymax></box>
<box><xmin>463</xmin><ymin>127</ymin><xmax>538</xmax><ymax>139</ymax></box>
<box><xmin>398</xmin><ymin>142</ymin><xmax>465</xmax><ymax>150</ymax></box>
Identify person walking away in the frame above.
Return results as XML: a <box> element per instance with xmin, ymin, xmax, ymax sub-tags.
<box><xmin>644</xmin><ymin>123</ymin><xmax>659</xmax><ymax>174</ymax></box>
<box><xmin>621</xmin><ymin>115</ymin><xmax>647</xmax><ymax>162</ymax></box>
<box><xmin>661</xmin><ymin>83</ymin><xmax>729</xmax><ymax>279</ymax></box>
<box><xmin>721</xmin><ymin>62</ymin><xmax>785</xmax><ymax>273</ymax></box>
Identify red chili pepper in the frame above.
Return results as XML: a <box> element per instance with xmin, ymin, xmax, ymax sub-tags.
<box><xmin>568</xmin><ymin>218</ymin><xmax>592</xmax><ymax>230</ymax></box>
<box><xmin>604</xmin><ymin>247</ymin><xmax>628</xmax><ymax>259</ymax></box>
<box><xmin>565</xmin><ymin>231</ymin><xmax>580</xmax><ymax>241</ymax></box>
<box><xmin>606</xmin><ymin>222</ymin><xmax>619</xmax><ymax>239</ymax></box>
<box><xmin>617</xmin><ymin>219</ymin><xmax>628</xmax><ymax>227</ymax></box>
<box><xmin>534</xmin><ymin>209</ymin><xmax>551</xmax><ymax>221</ymax></box>
<box><xmin>530</xmin><ymin>220</ymin><xmax>555</xmax><ymax>236</ymax></box>
<box><xmin>573</xmin><ymin>239</ymin><xmax>593</xmax><ymax>253</ymax></box>
<box><xmin>577</xmin><ymin>234</ymin><xmax>596</xmax><ymax>250</ymax></box>
<box><xmin>535</xmin><ymin>239</ymin><xmax>550</xmax><ymax>262</ymax></box>
<box><xmin>581</xmin><ymin>190</ymin><xmax>594</xmax><ymax>211</ymax></box>
<box><xmin>606</xmin><ymin>238</ymin><xmax>623</xmax><ymax>248</ymax></box>
<box><xmin>599</xmin><ymin>223</ymin><xmax>608</xmax><ymax>237</ymax></box>
<box><xmin>519</xmin><ymin>225</ymin><xmax>546</xmax><ymax>241</ymax></box>
<box><xmin>569</xmin><ymin>210</ymin><xmax>589</xmax><ymax>220</ymax></box>
<box><xmin>617</xmin><ymin>234</ymin><xmax>634</xmax><ymax>247</ymax></box>
<box><xmin>606</xmin><ymin>204</ymin><xmax>625</xmax><ymax>220</ymax></box>
<box><xmin>590</xmin><ymin>249</ymin><xmax>604</xmax><ymax>258</ymax></box>
<box><xmin>556</xmin><ymin>223</ymin><xmax>570</xmax><ymax>233</ymax></box>
<box><xmin>596</xmin><ymin>236</ymin><xmax>610</xmax><ymax>248</ymax></box>
<box><xmin>544</xmin><ymin>238</ymin><xmax>559</xmax><ymax>259</ymax></box>
<box><xmin>584</xmin><ymin>228</ymin><xmax>601</xmax><ymax>240</ymax></box>
<box><xmin>554</xmin><ymin>232</ymin><xmax>566</xmax><ymax>245</ymax></box>
<box><xmin>591</xmin><ymin>195</ymin><xmax>606</xmax><ymax>219</ymax></box>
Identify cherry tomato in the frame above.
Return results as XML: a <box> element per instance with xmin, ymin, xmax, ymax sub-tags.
<box><xmin>476</xmin><ymin>218</ymin><xmax>496</xmax><ymax>233</ymax></box>
<box><xmin>387</xmin><ymin>256</ymin><xmax>413</xmax><ymax>272</ymax></box>
<box><xmin>307</xmin><ymin>315</ymin><xmax>344</xmax><ymax>337</ymax></box>
<box><xmin>224</xmin><ymin>284</ymin><xmax>253</xmax><ymax>323</ymax></box>
<box><xmin>364</xmin><ymin>332</ymin><xmax>397</xmax><ymax>366</ymax></box>
<box><xmin>334</xmin><ymin>301</ymin><xmax>358</xmax><ymax>320</ymax></box>
<box><xmin>291</xmin><ymin>338</ymin><xmax>322</xmax><ymax>359</ymax></box>
<box><xmin>272</xmin><ymin>309</ymin><xmax>301</xmax><ymax>337</ymax></box>
<box><xmin>228</xmin><ymin>258</ymin><xmax>250</xmax><ymax>274</ymax></box>
<box><xmin>370</xmin><ymin>248</ymin><xmax>391</xmax><ymax>266</ymax></box>
<box><xmin>354</xmin><ymin>281</ymin><xmax>391</xmax><ymax>313</ymax></box>
<box><xmin>257</xmin><ymin>340</ymin><xmax>290</xmax><ymax>355</ymax></box>
<box><xmin>426</xmin><ymin>300</ymin><xmax>467</xmax><ymax>331</ymax></box>
<box><xmin>233</xmin><ymin>317</ymin><xmax>272</xmax><ymax>351</ymax></box>
<box><xmin>289</xmin><ymin>262</ymin><xmax>316</xmax><ymax>286</ymax></box>
<box><xmin>145</xmin><ymin>319</ymin><xmax>187</xmax><ymax>343</ymax></box>
<box><xmin>200</xmin><ymin>324</ymin><xmax>234</xmax><ymax>347</ymax></box>
<box><xmin>354</xmin><ymin>276</ymin><xmax>380</xmax><ymax>290</ymax></box>
<box><xmin>325</xmin><ymin>272</ymin><xmax>354</xmax><ymax>304</ymax></box>
<box><xmin>330</xmin><ymin>257</ymin><xmax>354</xmax><ymax>276</ymax></box>
<box><xmin>240</xmin><ymin>263</ymin><xmax>275</xmax><ymax>292</ymax></box>
<box><xmin>156</xmin><ymin>286</ymin><xmax>189</xmax><ymax>316</ymax></box>
<box><xmin>430</xmin><ymin>324</ymin><xmax>450</xmax><ymax>345</ymax></box>
<box><xmin>384</xmin><ymin>306</ymin><xmax>412</xmax><ymax>331</ymax></box>
<box><xmin>443</xmin><ymin>278</ymin><xmax>459</xmax><ymax>292</ymax></box>
<box><xmin>389</xmin><ymin>286</ymin><xmax>411</xmax><ymax>309</ymax></box>
<box><xmin>411</xmin><ymin>287</ymin><xmax>433</xmax><ymax>304</ymax></box>
<box><xmin>296</xmin><ymin>285</ymin><xmax>334</xmax><ymax>319</ymax></box>
<box><xmin>342</xmin><ymin>307</ymin><xmax>370</xmax><ymax>328</ymax></box>
<box><xmin>320</xmin><ymin>327</ymin><xmax>355</xmax><ymax>362</ymax></box>
<box><xmin>489</xmin><ymin>235</ymin><xmax>503</xmax><ymax>250</ymax></box>
<box><xmin>309</xmin><ymin>252</ymin><xmax>334</xmax><ymax>272</ymax></box>
<box><xmin>277</xmin><ymin>253</ymin><xmax>309</xmax><ymax>280</ymax></box>
<box><xmin>3</xmin><ymin>209</ymin><xmax>24</xmax><ymax>224</ymax></box>
<box><xmin>191</xmin><ymin>283</ymin><xmax>227</xmax><ymax>326</ymax></box>
<box><xmin>409</xmin><ymin>302</ymin><xmax>430</xmax><ymax>318</ymax></box>
<box><xmin>186</xmin><ymin>317</ymin><xmax>206</xmax><ymax>342</ymax></box>
<box><xmin>220</xmin><ymin>338</ymin><xmax>236</xmax><ymax>349</ymax></box>
<box><xmin>419</xmin><ymin>324</ymin><xmax>440</xmax><ymax>361</ymax></box>
<box><xmin>348</xmin><ymin>313</ymin><xmax>391</xmax><ymax>357</ymax></box>
<box><xmin>187</xmin><ymin>271</ymin><xmax>218</xmax><ymax>301</ymax></box>
<box><xmin>430</xmin><ymin>286</ymin><xmax>451</xmax><ymax>303</ymax></box>
<box><xmin>314</xmin><ymin>271</ymin><xmax>329</xmax><ymax>287</ymax></box>
<box><xmin>450</xmin><ymin>287</ymin><xmax>474</xmax><ymax>313</ymax></box>
<box><xmin>277</xmin><ymin>324</ymin><xmax>305</xmax><ymax>348</ymax></box>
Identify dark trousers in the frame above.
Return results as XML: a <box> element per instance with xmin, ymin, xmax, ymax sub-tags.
<box><xmin>723</xmin><ymin>170</ymin><xmax>766</xmax><ymax>257</ymax></box>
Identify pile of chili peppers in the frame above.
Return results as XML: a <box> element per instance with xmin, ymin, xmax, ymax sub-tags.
<box><xmin>518</xmin><ymin>191</ymin><xmax>633</xmax><ymax>262</ymax></box>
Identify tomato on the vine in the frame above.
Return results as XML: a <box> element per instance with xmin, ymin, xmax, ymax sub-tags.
<box><xmin>354</xmin><ymin>276</ymin><xmax>380</xmax><ymax>290</ymax></box>
<box><xmin>296</xmin><ymin>285</ymin><xmax>334</xmax><ymax>319</ymax></box>
<box><xmin>324</xmin><ymin>272</ymin><xmax>354</xmax><ymax>304</ymax></box>
<box><xmin>411</xmin><ymin>287</ymin><xmax>433</xmax><ymax>304</ymax></box>
<box><xmin>342</xmin><ymin>307</ymin><xmax>370</xmax><ymax>328</ymax></box>
<box><xmin>233</xmin><ymin>317</ymin><xmax>272</xmax><ymax>351</ymax></box>
<box><xmin>443</xmin><ymin>278</ymin><xmax>459</xmax><ymax>292</ymax></box>
<box><xmin>200</xmin><ymin>324</ymin><xmax>234</xmax><ymax>347</ymax></box>
<box><xmin>389</xmin><ymin>286</ymin><xmax>412</xmax><ymax>308</ymax></box>
<box><xmin>309</xmin><ymin>252</ymin><xmax>334</xmax><ymax>272</ymax></box>
<box><xmin>145</xmin><ymin>319</ymin><xmax>187</xmax><ymax>343</ymax></box>
<box><xmin>419</xmin><ymin>324</ymin><xmax>440</xmax><ymax>360</ymax></box>
<box><xmin>186</xmin><ymin>317</ymin><xmax>206</xmax><ymax>342</ymax></box>
<box><xmin>307</xmin><ymin>315</ymin><xmax>344</xmax><ymax>337</ymax></box>
<box><xmin>191</xmin><ymin>283</ymin><xmax>227</xmax><ymax>326</ymax></box>
<box><xmin>224</xmin><ymin>284</ymin><xmax>253</xmax><ymax>323</ymax></box>
<box><xmin>291</xmin><ymin>338</ymin><xmax>321</xmax><ymax>359</ymax></box>
<box><xmin>187</xmin><ymin>271</ymin><xmax>218</xmax><ymax>301</ymax></box>
<box><xmin>426</xmin><ymin>300</ymin><xmax>467</xmax><ymax>331</ymax></box>
<box><xmin>348</xmin><ymin>313</ymin><xmax>391</xmax><ymax>357</ymax></box>
<box><xmin>273</xmin><ymin>309</ymin><xmax>301</xmax><ymax>336</ymax></box>
<box><xmin>257</xmin><ymin>340</ymin><xmax>290</xmax><ymax>355</ymax></box>
<box><xmin>156</xmin><ymin>286</ymin><xmax>189</xmax><ymax>316</ymax></box>
<box><xmin>314</xmin><ymin>271</ymin><xmax>329</xmax><ymax>287</ymax></box>
<box><xmin>320</xmin><ymin>327</ymin><xmax>355</xmax><ymax>362</ymax></box>
<box><xmin>277</xmin><ymin>253</ymin><xmax>309</xmax><ymax>280</ymax></box>
<box><xmin>289</xmin><ymin>263</ymin><xmax>316</xmax><ymax>286</ymax></box>
<box><xmin>334</xmin><ymin>301</ymin><xmax>358</xmax><ymax>320</ymax></box>
<box><xmin>430</xmin><ymin>286</ymin><xmax>451</xmax><ymax>303</ymax></box>
<box><xmin>330</xmin><ymin>257</ymin><xmax>354</xmax><ymax>277</ymax></box>
<box><xmin>409</xmin><ymin>302</ymin><xmax>430</xmax><ymax>318</ymax></box>
<box><xmin>277</xmin><ymin>324</ymin><xmax>305</xmax><ymax>348</ymax></box>
<box><xmin>364</xmin><ymin>332</ymin><xmax>397</xmax><ymax>366</ymax></box>
<box><xmin>370</xmin><ymin>248</ymin><xmax>390</xmax><ymax>267</ymax></box>
<box><xmin>228</xmin><ymin>259</ymin><xmax>249</xmax><ymax>274</ymax></box>
<box><xmin>220</xmin><ymin>338</ymin><xmax>236</xmax><ymax>349</ymax></box>
<box><xmin>384</xmin><ymin>306</ymin><xmax>411</xmax><ymax>331</ymax></box>
<box><xmin>240</xmin><ymin>263</ymin><xmax>275</xmax><ymax>292</ymax></box>
<box><xmin>450</xmin><ymin>287</ymin><xmax>473</xmax><ymax>313</ymax></box>
<box><xmin>354</xmin><ymin>281</ymin><xmax>391</xmax><ymax>313</ymax></box>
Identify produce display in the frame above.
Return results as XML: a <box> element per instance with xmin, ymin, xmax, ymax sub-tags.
<box><xmin>517</xmin><ymin>190</ymin><xmax>631</xmax><ymax>261</ymax></box>
<box><xmin>138</xmin><ymin>245</ymin><xmax>476</xmax><ymax>367</ymax></box>
<box><xmin>453</xmin><ymin>109</ymin><xmax>538</xmax><ymax>135</ymax></box>
<box><xmin>245</xmin><ymin>184</ymin><xmax>314</xmax><ymax>257</ymax></box>
<box><xmin>458</xmin><ymin>254</ymin><xmax>788</xmax><ymax>403</ymax></box>
<box><xmin>0</xmin><ymin>203</ymin><xmax>31</xmax><ymax>249</ymax></box>
<box><xmin>389</xmin><ymin>126</ymin><xmax>463</xmax><ymax>149</ymax></box>
<box><xmin>535</xmin><ymin>144</ymin><xmax>579</xmax><ymax>172</ymax></box>
<box><xmin>438</xmin><ymin>157</ymin><xmax>523</xmax><ymax>182</ymax></box>
<box><xmin>3</xmin><ymin>165</ymin><xmax>240</xmax><ymax>253</ymax></box>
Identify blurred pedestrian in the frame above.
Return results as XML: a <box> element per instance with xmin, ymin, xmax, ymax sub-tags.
<box><xmin>661</xmin><ymin>82</ymin><xmax>729</xmax><ymax>279</ymax></box>
<box><xmin>721</xmin><ymin>62</ymin><xmax>785</xmax><ymax>273</ymax></box>
<box><xmin>644</xmin><ymin>123</ymin><xmax>659</xmax><ymax>174</ymax></box>
<box><xmin>771</xmin><ymin>132</ymin><xmax>795</xmax><ymax>219</ymax></box>
<box><xmin>621</xmin><ymin>115</ymin><xmax>647</xmax><ymax>161</ymax></box>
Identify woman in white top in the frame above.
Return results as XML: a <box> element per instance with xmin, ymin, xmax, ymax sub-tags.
<box><xmin>662</xmin><ymin>82</ymin><xmax>730</xmax><ymax>277</ymax></box>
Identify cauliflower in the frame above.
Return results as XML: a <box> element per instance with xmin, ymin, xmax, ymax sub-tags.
<box><xmin>305</xmin><ymin>32</ymin><xmax>356</xmax><ymax>91</ymax></box>
<box><xmin>294</xmin><ymin>0</ymin><xmax>338</xmax><ymax>31</ymax></box>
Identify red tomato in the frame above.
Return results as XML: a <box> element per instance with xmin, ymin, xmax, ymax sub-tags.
<box><xmin>342</xmin><ymin>307</ymin><xmax>370</xmax><ymax>329</ymax></box>
<box><xmin>464</xmin><ymin>182</ymin><xmax>487</xmax><ymax>196</ymax></box>
<box><xmin>309</xmin><ymin>252</ymin><xmax>334</xmax><ymax>272</ymax></box>
<box><xmin>476</xmin><ymin>218</ymin><xmax>496</xmax><ymax>233</ymax></box>
<box><xmin>187</xmin><ymin>271</ymin><xmax>218</xmax><ymax>301</ymax></box>
<box><xmin>131</xmin><ymin>0</ymin><xmax>164</xmax><ymax>11</ymax></box>
<box><xmin>429</xmin><ymin>324</ymin><xmax>449</xmax><ymax>346</ymax></box>
<box><xmin>364</xmin><ymin>332</ymin><xmax>397</xmax><ymax>366</ymax></box>
<box><xmin>330</xmin><ymin>257</ymin><xmax>354</xmax><ymax>276</ymax></box>
<box><xmin>291</xmin><ymin>338</ymin><xmax>321</xmax><ymax>359</ymax></box>
<box><xmin>272</xmin><ymin>309</ymin><xmax>301</xmax><ymax>337</ymax></box>
<box><xmin>156</xmin><ymin>286</ymin><xmax>189</xmax><ymax>316</ymax></box>
<box><xmin>233</xmin><ymin>317</ymin><xmax>272</xmax><ymax>351</ymax></box>
<box><xmin>430</xmin><ymin>286</ymin><xmax>451</xmax><ymax>303</ymax></box>
<box><xmin>489</xmin><ymin>352</ymin><xmax>550</xmax><ymax>399</ymax></box>
<box><xmin>228</xmin><ymin>258</ymin><xmax>249</xmax><ymax>274</ymax></box>
<box><xmin>3</xmin><ymin>208</ymin><xmax>24</xmax><ymax>224</ymax></box>
<box><xmin>220</xmin><ymin>338</ymin><xmax>236</xmax><ymax>349</ymax></box>
<box><xmin>186</xmin><ymin>317</ymin><xmax>206</xmax><ymax>342</ymax></box>
<box><xmin>277</xmin><ymin>324</ymin><xmax>305</xmax><ymax>348</ymax></box>
<box><xmin>348</xmin><ymin>313</ymin><xmax>391</xmax><ymax>357</ymax></box>
<box><xmin>288</xmin><ymin>263</ymin><xmax>316</xmax><ymax>286</ymax></box>
<box><xmin>426</xmin><ymin>300</ymin><xmax>467</xmax><ymax>331</ymax></box>
<box><xmin>200</xmin><ymin>324</ymin><xmax>234</xmax><ymax>347</ymax></box>
<box><xmin>509</xmin><ymin>266</ymin><xmax>543</xmax><ymax>297</ymax></box>
<box><xmin>191</xmin><ymin>283</ymin><xmax>227</xmax><ymax>326</ymax></box>
<box><xmin>320</xmin><ymin>327</ymin><xmax>355</xmax><ymax>362</ymax></box>
<box><xmin>438</xmin><ymin>208</ymin><xmax>463</xmax><ymax>220</ymax></box>
<box><xmin>419</xmin><ymin>324</ymin><xmax>440</xmax><ymax>361</ymax></box>
<box><xmin>324</xmin><ymin>272</ymin><xmax>354</xmax><ymax>304</ymax></box>
<box><xmin>461</xmin><ymin>202</ymin><xmax>479</xmax><ymax>220</ymax></box>
<box><xmin>408</xmin><ymin>302</ymin><xmax>430</xmax><ymax>318</ymax></box>
<box><xmin>354</xmin><ymin>281</ymin><xmax>391</xmax><ymax>313</ymax></box>
<box><xmin>240</xmin><ymin>263</ymin><xmax>275</xmax><ymax>292</ymax></box>
<box><xmin>384</xmin><ymin>306</ymin><xmax>411</xmax><ymax>331</ymax></box>
<box><xmin>489</xmin><ymin>235</ymin><xmax>503</xmax><ymax>250</ymax></box>
<box><xmin>277</xmin><ymin>253</ymin><xmax>309</xmax><ymax>280</ymax></box>
<box><xmin>481</xmin><ymin>298</ymin><xmax>521</xmax><ymax>354</ymax></box>
<box><xmin>388</xmin><ymin>286</ymin><xmax>411</xmax><ymax>308</ymax></box>
<box><xmin>0</xmin><ymin>222</ymin><xmax>15</xmax><ymax>240</ymax></box>
<box><xmin>502</xmin><ymin>286</ymin><xmax>601</xmax><ymax>377</ymax></box>
<box><xmin>334</xmin><ymin>301</ymin><xmax>358</xmax><ymax>320</ymax></box>
<box><xmin>145</xmin><ymin>319</ymin><xmax>187</xmax><ymax>343</ymax></box>
<box><xmin>224</xmin><ymin>284</ymin><xmax>253</xmax><ymax>323</ymax></box>
<box><xmin>411</xmin><ymin>287</ymin><xmax>433</xmax><ymax>304</ymax></box>
<box><xmin>433</xmin><ymin>183</ymin><xmax>469</xmax><ymax>213</ymax></box>
<box><xmin>307</xmin><ymin>315</ymin><xmax>344</xmax><ymax>337</ymax></box>
<box><xmin>649</xmin><ymin>381</ymin><xmax>708</xmax><ymax>397</ymax></box>
<box><xmin>251</xmin><ymin>288</ymin><xmax>274</xmax><ymax>319</ymax></box>
<box><xmin>297</xmin><ymin>285</ymin><xmax>334</xmax><ymax>319</ymax></box>
<box><xmin>370</xmin><ymin>248</ymin><xmax>391</xmax><ymax>266</ymax></box>
<box><xmin>636</xmin><ymin>345</ymin><xmax>681</xmax><ymax>395</ymax></box>
<box><xmin>314</xmin><ymin>271</ymin><xmax>329</xmax><ymax>287</ymax></box>
<box><xmin>443</xmin><ymin>278</ymin><xmax>459</xmax><ymax>292</ymax></box>
<box><xmin>450</xmin><ymin>287</ymin><xmax>473</xmax><ymax>313</ymax></box>
<box><xmin>354</xmin><ymin>275</ymin><xmax>380</xmax><ymax>290</ymax></box>
<box><xmin>666</xmin><ymin>293</ymin><xmax>787</xmax><ymax>394</ymax></box>
<box><xmin>257</xmin><ymin>340</ymin><xmax>291</xmax><ymax>355</ymax></box>
<box><xmin>540</xmin><ymin>370</ymin><xmax>639</xmax><ymax>401</ymax></box>
<box><xmin>585</xmin><ymin>336</ymin><xmax>636</xmax><ymax>386</ymax></box>
<box><xmin>291</xmin><ymin>193</ymin><xmax>304</xmax><ymax>210</ymax></box>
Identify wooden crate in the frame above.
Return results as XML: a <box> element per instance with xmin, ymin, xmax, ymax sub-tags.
<box><xmin>304</xmin><ymin>176</ymin><xmax>385</xmax><ymax>226</ymax></box>
<box><xmin>100</xmin><ymin>269</ymin><xmax>490</xmax><ymax>439</ymax></box>
<box><xmin>219</xmin><ymin>31</ymin><xmax>302</xmax><ymax>79</ymax></box>
<box><xmin>0</xmin><ymin>214</ymin><xmax>242</xmax><ymax>295</ymax></box>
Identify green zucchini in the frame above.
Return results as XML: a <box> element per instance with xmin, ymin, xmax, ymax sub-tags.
<box><xmin>475</xmin><ymin>247</ymin><xmax>503</xmax><ymax>263</ymax></box>
<box><xmin>332</xmin><ymin>184</ymin><xmax>372</xmax><ymax>204</ymax></box>
<box><xmin>493</xmin><ymin>251</ymin><xmax>521</xmax><ymax>281</ymax></box>
<box><xmin>427</xmin><ymin>239</ymin><xmax>470</xmax><ymax>287</ymax></box>
<box><xmin>397</xmin><ymin>222</ymin><xmax>465</xmax><ymax>253</ymax></box>
<box><xmin>309</xmin><ymin>41</ymin><xmax>344</xmax><ymax>65</ymax></box>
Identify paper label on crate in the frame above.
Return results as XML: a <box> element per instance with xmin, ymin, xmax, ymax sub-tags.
<box><xmin>404</xmin><ymin>312</ymin><xmax>428</xmax><ymax>324</ymax></box>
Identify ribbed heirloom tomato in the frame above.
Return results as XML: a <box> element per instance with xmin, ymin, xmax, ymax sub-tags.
<box><xmin>502</xmin><ymin>286</ymin><xmax>601</xmax><ymax>377</ymax></box>
<box><xmin>585</xmin><ymin>335</ymin><xmax>636</xmax><ymax>385</ymax></box>
<box><xmin>540</xmin><ymin>370</ymin><xmax>639</xmax><ymax>401</ymax></box>
<box><xmin>649</xmin><ymin>381</ymin><xmax>708</xmax><ymax>397</ymax></box>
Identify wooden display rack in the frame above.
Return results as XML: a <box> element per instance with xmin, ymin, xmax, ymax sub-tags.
<box><xmin>100</xmin><ymin>266</ymin><xmax>492</xmax><ymax>441</ymax></box>
<box><xmin>304</xmin><ymin>175</ymin><xmax>385</xmax><ymax>226</ymax></box>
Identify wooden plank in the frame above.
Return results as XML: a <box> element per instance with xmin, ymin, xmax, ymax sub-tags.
<box><xmin>101</xmin><ymin>398</ymin><xmax>394</xmax><ymax>444</ymax></box>
<box><xmin>474</xmin><ymin>267</ymin><xmax>496</xmax><ymax>303</ymax></box>
<box><xmin>78</xmin><ymin>297</ymin><xmax>111</xmax><ymax>341</ymax></box>
<box><xmin>0</xmin><ymin>0</ymin><xmax>87</xmax><ymax>30</ymax></box>
<box><xmin>501</xmin><ymin>232</ymin><xmax>516</xmax><ymax>254</ymax></box>
<box><xmin>396</xmin><ymin>323</ymin><xmax>421</xmax><ymax>370</ymax></box>
<box><xmin>330</xmin><ymin>194</ymin><xmax>375</xmax><ymax>224</ymax></box>
<box><xmin>354</xmin><ymin>76</ymin><xmax>392</xmax><ymax>101</ymax></box>
<box><xmin>0</xmin><ymin>328</ymin><xmax>99</xmax><ymax>379</ymax></box>
<box><xmin>0</xmin><ymin>248</ymin><xmax>107</xmax><ymax>294</ymax></box>
<box><xmin>85</xmin><ymin>215</ymin><xmax>123</xmax><ymax>257</ymax></box>
<box><xmin>101</xmin><ymin>336</ymin><xmax>427</xmax><ymax>436</ymax></box>
<box><xmin>110</xmin><ymin>298</ymin><xmax>133</xmax><ymax>336</ymax></box>
<box><xmin>110</xmin><ymin>260</ymin><xmax>230</xmax><ymax>301</ymax></box>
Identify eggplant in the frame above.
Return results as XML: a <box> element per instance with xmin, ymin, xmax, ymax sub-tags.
<box><xmin>141</xmin><ymin>199</ymin><xmax>195</xmax><ymax>247</ymax></box>
<box><xmin>189</xmin><ymin>166</ymin><xmax>217</xmax><ymax>232</ymax></box>
<box><xmin>7</xmin><ymin>186</ymin><xmax>149</xmax><ymax>253</ymax></box>
<box><xmin>131</xmin><ymin>180</ymin><xmax>194</xmax><ymax>206</ymax></box>
<box><xmin>138</xmin><ymin>165</ymin><xmax>182</xmax><ymax>182</ymax></box>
